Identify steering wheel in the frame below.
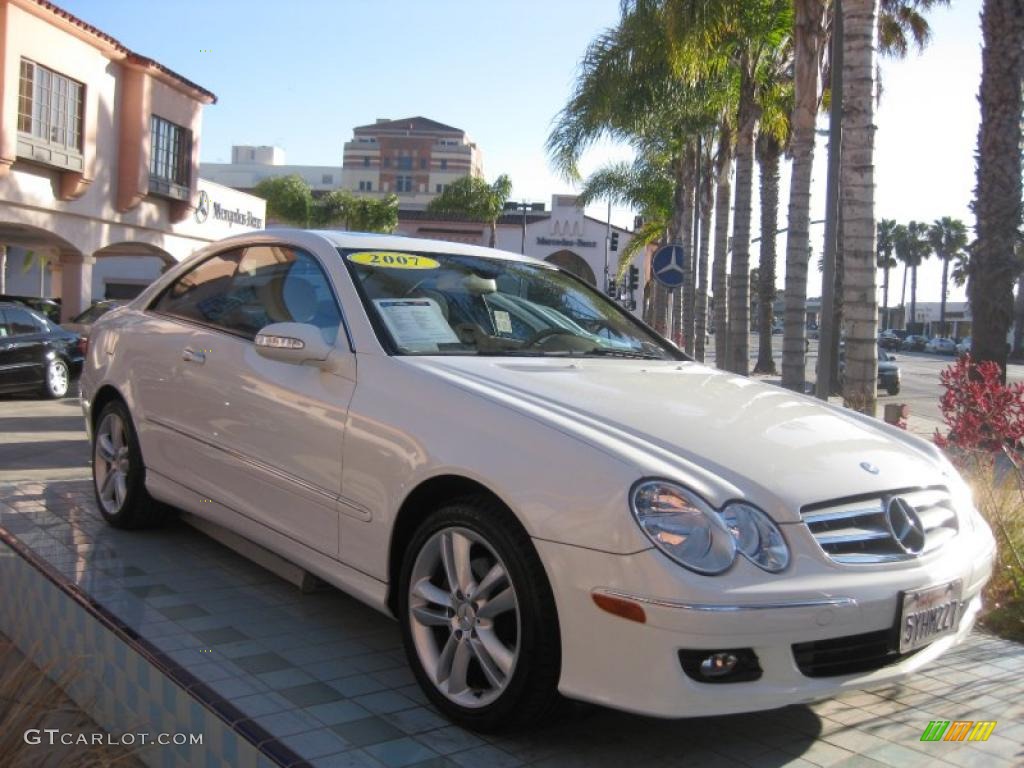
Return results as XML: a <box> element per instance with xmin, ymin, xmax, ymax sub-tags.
<box><xmin>520</xmin><ymin>328</ymin><xmax>581</xmax><ymax>349</ymax></box>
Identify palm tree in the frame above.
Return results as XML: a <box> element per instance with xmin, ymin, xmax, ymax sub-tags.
<box><xmin>968</xmin><ymin>0</ymin><xmax>1024</xmax><ymax>375</ymax></box>
<box><xmin>753</xmin><ymin>131</ymin><xmax>784</xmax><ymax>374</ymax></box>
<box><xmin>781</xmin><ymin>0</ymin><xmax>826</xmax><ymax>392</ymax></box>
<box><xmin>711</xmin><ymin>122</ymin><xmax>734</xmax><ymax>367</ymax></box>
<box><xmin>695</xmin><ymin>140</ymin><xmax>715</xmax><ymax>360</ymax></box>
<box><xmin>927</xmin><ymin>217</ymin><xmax>968</xmax><ymax>337</ymax></box>
<box><xmin>0</xmin><ymin>244</ymin><xmax>7</xmax><ymax>294</ymax></box>
<box><xmin>427</xmin><ymin>175</ymin><xmax>513</xmax><ymax>247</ymax></box>
<box><xmin>876</xmin><ymin>219</ymin><xmax>898</xmax><ymax>330</ymax></box>
<box><xmin>893</xmin><ymin>220</ymin><xmax>931</xmax><ymax>331</ymax></box>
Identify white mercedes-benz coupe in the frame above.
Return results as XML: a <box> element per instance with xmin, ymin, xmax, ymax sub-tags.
<box><xmin>80</xmin><ymin>230</ymin><xmax>995</xmax><ymax>731</ymax></box>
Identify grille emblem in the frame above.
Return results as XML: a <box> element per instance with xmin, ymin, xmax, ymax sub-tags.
<box><xmin>886</xmin><ymin>497</ymin><xmax>926</xmax><ymax>554</ymax></box>
<box><xmin>860</xmin><ymin>461</ymin><xmax>879</xmax><ymax>475</ymax></box>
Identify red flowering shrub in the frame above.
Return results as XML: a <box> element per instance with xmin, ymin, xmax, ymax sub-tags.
<box><xmin>934</xmin><ymin>354</ymin><xmax>1024</xmax><ymax>453</ymax></box>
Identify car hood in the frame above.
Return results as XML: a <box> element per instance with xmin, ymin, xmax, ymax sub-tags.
<box><xmin>401</xmin><ymin>356</ymin><xmax>950</xmax><ymax>523</ymax></box>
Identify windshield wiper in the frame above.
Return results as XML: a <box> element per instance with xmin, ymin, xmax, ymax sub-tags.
<box><xmin>582</xmin><ymin>348</ymin><xmax>665</xmax><ymax>360</ymax></box>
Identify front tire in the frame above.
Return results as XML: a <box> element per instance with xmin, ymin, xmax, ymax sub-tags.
<box><xmin>41</xmin><ymin>358</ymin><xmax>69</xmax><ymax>399</ymax></box>
<box><xmin>398</xmin><ymin>496</ymin><xmax>561</xmax><ymax>732</ymax></box>
<box><xmin>92</xmin><ymin>400</ymin><xmax>166</xmax><ymax>529</ymax></box>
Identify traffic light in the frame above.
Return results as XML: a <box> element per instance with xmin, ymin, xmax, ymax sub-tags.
<box><xmin>628</xmin><ymin>264</ymin><xmax>639</xmax><ymax>292</ymax></box>
<box><xmin>607</xmin><ymin>278</ymin><xmax>617</xmax><ymax>298</ymax></box>
<box><xmin>610</xmin><ymin>232</ymin><xmax>619</xmax><ymax>251</ymax></box>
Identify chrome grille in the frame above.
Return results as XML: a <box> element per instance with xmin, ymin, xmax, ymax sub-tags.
<box><xmin>802</xmin><ymin>487</ymin><xmax>958</xmax><ymax>564</ymax></box>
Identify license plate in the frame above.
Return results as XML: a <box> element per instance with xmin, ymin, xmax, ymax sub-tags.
<box><xmin>899</xmin><ymin>580</ymin><xmax>962</xmax><ymax>653</ymax></box>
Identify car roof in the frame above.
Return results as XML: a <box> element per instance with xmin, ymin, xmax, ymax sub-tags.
<box><xmin>203</xmin><ymin>228</ymin><xmax>553</xmax><ymax>267</ymax></box>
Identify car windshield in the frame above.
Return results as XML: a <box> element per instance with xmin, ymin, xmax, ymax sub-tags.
<box><xmin>340</xmin><ymin>248</ymin><xmax>682</xmax><ymax>360</ymax></box>
<box><xmin>73</xmin><ymin>303</ymin><xmax>117</xmax><ymax>323</ymax></box>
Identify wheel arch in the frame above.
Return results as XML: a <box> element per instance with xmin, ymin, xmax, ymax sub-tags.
<box><xmin>90</xmin><ymin>384</ymin><xmax>128</xmax><ymax>434</ymax></box>
<box><xmin>387</xmin><ymin>474</ymin><xmax>527</xmax><ymax>616</ymax></box>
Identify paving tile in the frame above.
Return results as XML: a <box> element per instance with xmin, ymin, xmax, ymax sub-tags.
<box><xmin>194</xmin><ymin>626</ymin><xmax>249</xmax><ymax>645</ymax></box>
<box><xmin>279</xmin><ymin>727</ymin><xmax>351</xmax><ymax>759</ymax></box>
<box><xmin>233</xmin><ymin>652</ymin><xmax>293</xmax><ymax>675</ymax></box>
<box><xmin>365</xmin><ymin>738</ymin><xmax>439</xmax><ymax>768</ymax></box>
<box><xmin>447</xmin><ymin>745</ymin><xmax>522</xmax><ymax>768</ymax></box>
<box><xmin>353</xmin><ymin>691</ymin><xmax>418</xmax><ymax>716</ymax></box>
<box><xmin>331</xmin><ymin>717</ymin><xmax>405</xmax><ymax>749</ymax></box>
<box><xmin>307</xmin><ymin>699</ymin><xmax>372</xmax><ymax>727</ymax></box>
<box><xmin>280</xmin><ymin>681</ymin><xmax>346</xmax><ymax>707</ymax></box>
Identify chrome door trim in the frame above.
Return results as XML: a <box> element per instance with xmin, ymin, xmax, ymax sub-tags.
<box><xmin>594</xmin><ymin>589</ymin><xmax>857</xmax><ymax>612</ymax></box>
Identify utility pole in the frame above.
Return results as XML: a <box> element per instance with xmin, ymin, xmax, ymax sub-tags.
<box><xmin>816</xmin><ymin>0</ymin><xmax>842</xmax><ymax>401</ymax></box>
<box><xmin>604</xmin><ymin>200</ymin><xmax>612</xmax><ymax>294</ymax></box>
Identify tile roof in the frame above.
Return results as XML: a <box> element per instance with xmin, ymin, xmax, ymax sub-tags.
<box><xmin>27</xmin><ymin>0</ymin><xmax>216</xmax><ymax>103</ymax></box>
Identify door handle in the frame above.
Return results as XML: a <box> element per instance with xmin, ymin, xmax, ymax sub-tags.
<box><xmin>182</xmin><ymin>347</ymin><xmax>206</xmax><ymax>364</ymax></box>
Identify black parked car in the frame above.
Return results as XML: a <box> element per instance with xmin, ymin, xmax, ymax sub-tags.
<box><xmin>0</xmin><ymin>294</ymin><xmax>62</xmax><ymax>323</ymax></box>
<box><xmin>0</xmin><ymin>301</ymin><xmax>84</xmax><ymax>398</ymax></box>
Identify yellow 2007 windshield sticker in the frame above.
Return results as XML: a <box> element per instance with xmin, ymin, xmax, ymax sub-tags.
<box><xmin>347</xmin><ymin>252</ymin><xmax>439</xmax><ymax>269</ymax></box>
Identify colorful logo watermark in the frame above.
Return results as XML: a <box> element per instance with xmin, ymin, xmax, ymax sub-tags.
<box><xmin>920</xmin><ymin>720</ymin><xmax>997</xmax><ymax>742</ymax></box>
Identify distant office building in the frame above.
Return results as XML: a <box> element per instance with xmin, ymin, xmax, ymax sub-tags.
<box><xmin>200</xmin><ymin>145</ymin><xmax>342</xmax><ymax>193</ymax></box>
<box><xmin>341</xmin><ymin>117</ymin><xmax>484</xmax><ymax>208</ymax></box>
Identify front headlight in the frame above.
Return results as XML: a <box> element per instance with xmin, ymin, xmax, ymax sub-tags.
<box><xmin>721</xmin><ymin>502</ymin><xmax>790</xmax><ymax>572</ymax></box>
<box><xmin>631</xmin><ymin>481</ymin><xmax>736</xmax><ymax>574</ymax></box>
<box><xmin>631</xmin><ymin>482</ymin><xmax>791</xmax><ymax>575</ymax></box>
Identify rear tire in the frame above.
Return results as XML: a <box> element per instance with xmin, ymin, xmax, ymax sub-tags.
<box><xmin>92</xmin><ymin>400</ymin><xmax>167</xmax><ymax>529</ymax></box>
<box><xmin>398</xmin><ymin>495</ymin><xmax>562</xmax><ymax>732</ymax></box>
<box><xmin>40</xmin><ymin>359</ymin><xmax>69</xmax><ymax>399</ymax></box>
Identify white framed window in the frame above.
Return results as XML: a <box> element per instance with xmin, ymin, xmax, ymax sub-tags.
<box><xmin>150</xmin><ymin>115</ymin><xmax>191</xmax><ymax>187</ymax></box>
<box><xmin>17</xmin><ymin>59</ymin><xmax>84</xmax><ymax>154</ymax></box>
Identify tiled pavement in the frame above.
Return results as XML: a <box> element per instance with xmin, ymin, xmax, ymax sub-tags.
<box><xmin>1</xmin><ymin>480</ymin><xmax>1022</xmax><ymax>768</ymax></box>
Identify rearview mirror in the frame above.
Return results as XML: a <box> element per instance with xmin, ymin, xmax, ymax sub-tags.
<box><xmin>255</xmin><ymin>322</ymin><xmax>337</xmax><ymax>370</ymax></box>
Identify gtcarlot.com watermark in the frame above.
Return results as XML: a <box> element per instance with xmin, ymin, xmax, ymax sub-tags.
<box><xmin>24</xmin><ymin>729</ymin><xmax>203</xmax><ymax>747</ymax></box>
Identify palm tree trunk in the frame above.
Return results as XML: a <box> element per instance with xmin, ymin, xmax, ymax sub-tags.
<box><xmin>712</xmin><ymin>127</ymin><xmax>733</xmax><ymax>369</ymax></box>
<box><xmin>695</xmin><ymin>166</ymin><xmax>713</xmax><ymax>362</ymax></box>
<box><xmin>782</xmin><ymin>0</ymin><xmax>823</xmax><ymax>391</ymax></box>
<box><xmin>939</xmin><ymin>255</ymin><xmax>950</xmax><ymax>336</ymax></box>
<box><xmin>1013</xmin><ymin>273</ymin><xmax>1024</xmax><ymax>358</ymax></box>
<box><xmin>670</xmin><ymin>147</ymin><xmax>695</xmax><ymax>351</ymax></box>
<box><xmin>489</xmin><ymin>220</ymin><xmax>497</xmax><ymax>248</ymax></box>
<box><xmin>910</xmin><ymin>264</ymin><xmax>917</xmax><ymax>331</ymax></box>
<box><xmin>754</xmin><ymin>137</ymin><xmax>781</xmax><ymax>375</ymax></box>
<box><xmin>969</xmin><ymin>0</ymin><xmax>1024</xmax><ymax>376</ymax></box>
<box><xmin>0</xmin><ymin>244</ymin><xmax>6</xmax><ymax>294</ymax></box>
<box><xmin>683</xmin><ymin>143</ymin><xmax>698</xmax><ymax>354</ymax></box>
<box><xmin>881</xmin><ymin>263</ymin><xmax>890</xmax><ymax>330</ymax></box>
<box><xmin>899</xmin><ymin>261</ymin><xmax>908</xmax><ymax>318</ymax></box>
<box><xmin>839</xmin><ymin>0</ymin><xmax>880</xmax><ymax>414</ymax></box>
<box><xmin>728</xmin><ymin>63</ymin><xmax>759</xmax><ymax>376</ymax></box>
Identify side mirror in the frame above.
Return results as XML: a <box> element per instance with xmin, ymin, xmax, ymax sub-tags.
<box><xmin>255</xmin><ymin>322</ymin><xmax>339</xmax><ymax>370</ymax></box>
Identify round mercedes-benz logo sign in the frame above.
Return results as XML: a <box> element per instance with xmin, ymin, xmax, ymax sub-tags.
<box><xmin>886</xmin><ymin>497</ymin><xmax>926</xmax><ymax>555</ymax></box>
<box><xmin>194</xmin><ymin>190</ymin><xmax>210</xmax><ymax>223</ymax></box>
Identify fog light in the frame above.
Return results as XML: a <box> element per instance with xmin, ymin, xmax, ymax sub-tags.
<box><xmin>678</xmin><ymin>647</ymin><xmax>762</xmax><ymax>683</ymax></box>
<box><xmin>700</xmin><ymin>652</ymin><xmax>738</xmax><ymax>677</ymax></box>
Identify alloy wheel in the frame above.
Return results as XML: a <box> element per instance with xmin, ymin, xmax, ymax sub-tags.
<box><xmin>94</xmin><ymin>413</ymin><xmax>130</xmax><ymax>515</ymax></box>
<box><xmin>49</xmin><ymin>360</ymin><xmax>68</xmax><ymax>397</ymax></box>
<box><xmin>408</xmin><ymin>526</ymin><xmax>521</xmax><ymax>709</ymax></box>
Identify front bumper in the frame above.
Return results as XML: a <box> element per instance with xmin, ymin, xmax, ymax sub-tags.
<box><xmin>535</xmin><ymin>521</ymin><xmax>995</xmax><ymax>719</ymax></box>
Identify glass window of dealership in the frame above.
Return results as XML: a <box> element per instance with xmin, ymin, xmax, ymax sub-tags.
<box><xmin>0</xmin><ymin>0</ymin><xmax>265</xmax><ymax>319</ymax></box>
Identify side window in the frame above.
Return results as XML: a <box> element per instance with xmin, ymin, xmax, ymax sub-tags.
<box><xmin>232</xmin><ymin>246</ymin><xmax>343</xmax><ymax>344</ymax></box>
<box><xmin>151</xmin><ymin>245</ymin><xmax>343</xmax><ymax>345</ymax></box>
<box><xmin>5</xmin><ymin>308</ymin><xmax>43</xmax><ymax>335</ymax></box>
<box><xmin>152</xmin><ymin>249</ymin><xmax>244</xmax><ymax>331</ymax></box>
<box><xmin>0</xmin><ymin>312</ymin><xmax>10</xmax><ymax>338</ymax></box>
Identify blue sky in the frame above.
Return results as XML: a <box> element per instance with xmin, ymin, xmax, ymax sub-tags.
<box><xmin>59</xmin><ymin>0</ymin><xmax>984</xmax><ymax>302</ymax></box>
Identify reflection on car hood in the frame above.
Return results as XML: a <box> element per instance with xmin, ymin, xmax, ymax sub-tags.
<box><xmin>403</xmin><ymin>357</ymin><xmax>949</xmax><ymax>522</ymax></box>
